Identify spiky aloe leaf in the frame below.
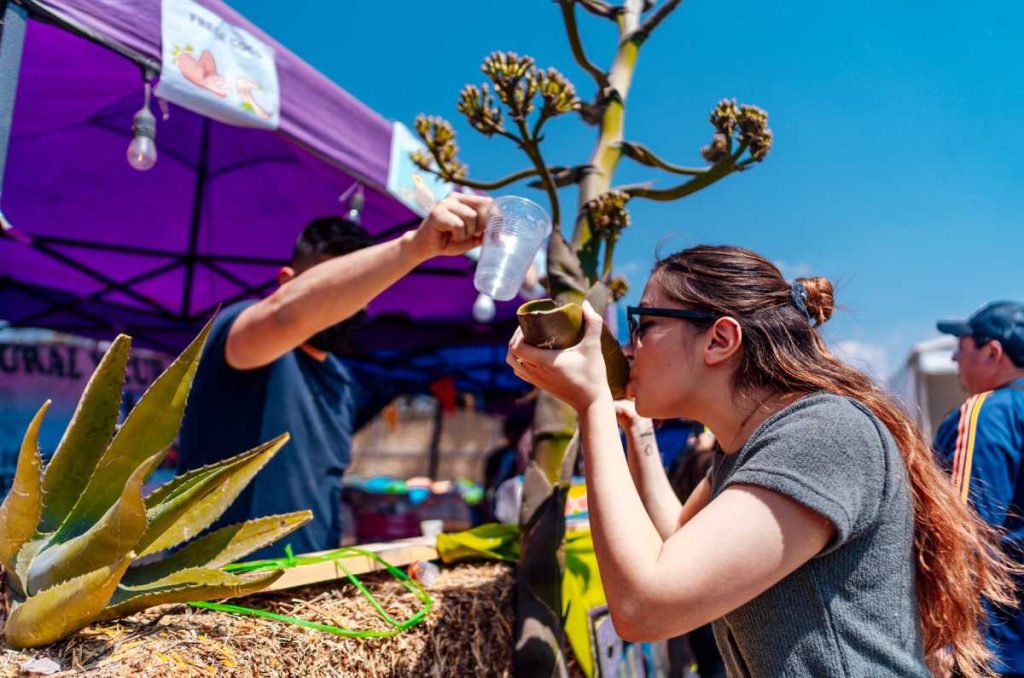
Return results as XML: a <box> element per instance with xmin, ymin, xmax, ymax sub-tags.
<box><xmin>122</xmin><ymin>566</ymin><xmax>272</xmax><ymax>590</ymax></box>
<box><xmin>54</xmin><ymin>319</ymin><xmax>213</xmax><ymax>540</ymax></box>
<box><xmin>0</xmin><ymin>401</ymin><xmax>49</xmax><ymax>594</ymax></box>
<box><xmin>3</xmin><ymin>554</ymin><xmax>132</xmax><ymax>649</ymax></box>
<box><xmin>26</xmin><ymin>452</ymin><xmax>162</xmax><ymax>595</ymax></box>
<box><xmin>143</xmin><ymin>436</ymin><xmax>282</xmax><ymax>510</ymax></box>
<box><xmin>95</xmin><ymin>569</ymin><xmax>282</xmax><ymax>622</ymax></box>
<box><xmin>136</xmin><ymin>433</ymin><xmax>290</xmax><ymax>557</ymax></box>
<box><xmin>122</xmin><ymin>511</ymin><xmax>311</xmax><ymax>587</ymax></box>
<box><xmin>14</xmin><ymin>537</ymin><xmax>46</xmax><ymax>593</ymax></box>
<box><xmin>39</xmin><ymin>336</ymin><xmax>130</xmax><ymax>533</ymax></box>
<box><xmin>516</xmin><ymin>299</ymin><xmax>629</xmax><ymax>398</ymax></box>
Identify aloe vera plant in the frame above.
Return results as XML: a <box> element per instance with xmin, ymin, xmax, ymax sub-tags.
<box><xmin>0</xmin><ymin>321</ymin><xmax>312</xmax><ymax>649</ymax></box>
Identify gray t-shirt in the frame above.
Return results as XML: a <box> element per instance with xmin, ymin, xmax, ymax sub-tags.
<box><xmin>708</xmin><ymin>393</ymin><xmax>928</xmax><ymax>677</ymax></box>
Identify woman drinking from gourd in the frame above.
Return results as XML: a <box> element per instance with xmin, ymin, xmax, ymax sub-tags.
<box><xmin>507</xmin><ymin>245</ymin><xmax>1014</xmax><ymax>677</ymax></box>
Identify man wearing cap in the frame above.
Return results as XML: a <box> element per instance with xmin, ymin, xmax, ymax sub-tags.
<box><xmin>934</xmin><ymin>301</ymin><xmax>1024</xmax><ymax>676</ymax></box>
<box><xmin>178</xmin><ymin>192</ymin><xmax>490</xmax><ymax>559</ymax></box>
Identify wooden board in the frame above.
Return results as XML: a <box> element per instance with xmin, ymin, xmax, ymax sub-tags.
<box><xmin>263</xmin><ymin>536</ymin><xmax>439</xmax><ymax>591</ymax></box>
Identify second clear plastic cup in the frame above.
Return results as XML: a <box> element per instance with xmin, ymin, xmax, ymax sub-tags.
<box><xmin>474</xmin><ymin>196</ymin><xmax>552</xmax><ymax>301</ymax></box>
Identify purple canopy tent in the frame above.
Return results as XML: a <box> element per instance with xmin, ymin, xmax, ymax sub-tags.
<box><xmin>0</xmin><ymin>0</ymin><xmax>521</xmax><ymax>384</ymax></box>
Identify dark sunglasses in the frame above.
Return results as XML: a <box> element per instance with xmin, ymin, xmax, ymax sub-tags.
<box><xmin>626</xmin><ymin>305</ymin><xmax>719</xmax><ymax>343</ymax></box>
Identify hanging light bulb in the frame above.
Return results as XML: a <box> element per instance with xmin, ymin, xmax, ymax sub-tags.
<box><xmin>126</xmin><ymin>120</ymin><xmax>156</xmax><ymax>171</ymax></box>
<box><xmin>127</xmin><ymin>75</ymin><xmax>157</xmax><ymax>171</ymax></box>
<box><xmin>472</xmin><ymin>292</ymin><xmax>496</xmax><ymax>323</ymax></box>
<box><xmin>346</xmin><ymin>184</ymin><xmax>365</xmax><ymax>224</ymax></box>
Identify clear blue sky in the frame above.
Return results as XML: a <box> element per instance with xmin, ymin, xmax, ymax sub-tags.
<box><xmin>234</xmin><ymin>0</ymin><xmax>1023</xmax><ymax>378</ymax></box>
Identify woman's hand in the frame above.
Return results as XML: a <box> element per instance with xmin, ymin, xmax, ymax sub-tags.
<box><xmin>507</xmin><ymin>301</ymin><xmax>612</xmax><ymax>412</ymax></box>
<box><xmin>613</xmin><ymin>398</ymin><xmax>652</xmax><ymax>436</ymax></box>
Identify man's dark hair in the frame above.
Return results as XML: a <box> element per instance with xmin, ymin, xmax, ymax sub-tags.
<box><xmin>291</xmin><ymin>216</ymin><xmax>374</xmax><ymax>272</ymax></box>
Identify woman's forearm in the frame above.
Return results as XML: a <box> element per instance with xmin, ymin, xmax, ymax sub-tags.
<box><xmin>578</xmin><ymin>398</ymin><xmax>665</xmax><ymax>620</ymax></box>
<box><xmin>623</xmin><ymin>423</ymin><xmax>684</xmax><ymax>540</ymax></box>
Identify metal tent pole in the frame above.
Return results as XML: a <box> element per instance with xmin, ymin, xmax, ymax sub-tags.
<box><xmin>0</xmin><ymin>0</ymin><xmax>27</xmax><ymax>231</ymax></box>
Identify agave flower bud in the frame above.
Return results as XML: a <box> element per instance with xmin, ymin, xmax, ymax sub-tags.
<box><xmin>428</xmin><ymin>115</ymin><xmax>456</xmax><ymax>146</ymax></box>
<box><xmin>411</xmin><ymin>114</ymin><xmax>468</xmax><ymax>179</ymax></box>
<box><xmin>414</xmin><ymin>114</ymin><xmax>431</xmax><ymax>138</ymax></box>
<box><xmin>609</xmin><ymin>276</ymin><xmax>630</xmax><ymax>301</ymax></box>
<box><xmin>701</xmin><ymin>133</ymin><xmax>729</xmax><ymax>163</ymax></box>
<box><xmin>584</xmin><ymin>190</ymin><xmax>631</xmax><ymax>243</ymax></box>
<box><xmin>737</xmin><ymin>105</ymin><xmax>773</xmax><ymax>161</ymax></box>
<box><xmin>482</xmin><ymin>50</ymin><xmax>536</xmax><ymax>83</ymax></box>
<box><xmin>481</xmin><ymin>51</ymin><xmax>539</xmax><ymax>122</ymax></box>
<box><xmin>457</xmin><ymin>84</ymin><xmax>505</xmax><ymax>137</ymax></box>
<box><xmin>539</xmin><ymin>68</ymin><xmax>580</xmax><ymax>117</ymax></box>
<box><xmin>506</xmin><ymin>71</ymin><xmax>539</xmax><ymax>122</ymax></box>
<box><xmin>709</xmin><ymin>98</ymin><xmax>739</xmax><ymax>136</ymax></box>
<box><xmin>411</xmin><ymin>149</ymin><xmax>434</xmax><ymax>172</ymax></box>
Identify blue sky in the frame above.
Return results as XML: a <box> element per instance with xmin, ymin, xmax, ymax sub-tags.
<box><xmin>234</xmin><ymin>0</ymin><xmax>1023</xmax><ymax>379</ymax></box>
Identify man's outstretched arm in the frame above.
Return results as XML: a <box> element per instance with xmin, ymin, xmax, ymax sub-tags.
<box><xmin>226</xmin><ymin>193</ymin><xmax>490</xmax><ymax>370</ymax></box>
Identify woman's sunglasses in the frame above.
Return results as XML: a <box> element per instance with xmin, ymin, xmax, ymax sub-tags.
<box><xmin>626</xmin><ymin>305</ymin><xmax>718</xmax><ymax>344</ymax></box>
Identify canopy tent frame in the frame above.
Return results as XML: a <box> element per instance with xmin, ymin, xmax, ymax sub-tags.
<box><xmin>0</xmin><ymin>0</ymin><xmax>528</xmax><ymax>407</ymax></box>
<box><xmin>13</xmin><ymin>0</ymin><xmax>160</xmax><ymax>73</ymax></box>
<box><xmin>0</xmin><ymin>3</ymin><xmax>434</xmax><ymax>337</ymax></box>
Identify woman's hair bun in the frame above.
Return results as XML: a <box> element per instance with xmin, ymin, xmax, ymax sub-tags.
<box><xmin>796</xmin><ymin>277</ymin><xmax>834</xmax><ymax>326</ymax></box>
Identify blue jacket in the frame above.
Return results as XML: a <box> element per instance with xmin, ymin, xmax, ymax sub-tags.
<box><xmin>934</xmin><ymin>378</ymin><xmax>1024</xmax><ymax>674</ymax></box>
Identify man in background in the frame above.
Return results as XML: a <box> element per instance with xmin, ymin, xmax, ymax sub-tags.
<box><xmin>179</xmin><ymin>193</ymin><xmax>490</xmax><ymax>557</ymax></box>
<box><xmin>934</xmin><ymin>301</ymin><xmax>1024</xmax><ymax>676</ymax></box>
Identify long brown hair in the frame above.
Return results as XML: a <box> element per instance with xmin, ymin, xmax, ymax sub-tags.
<box><xmin>651</xmin><ymin>244</ymin><xmax>1016</xmax><ymax>677</ymax></box>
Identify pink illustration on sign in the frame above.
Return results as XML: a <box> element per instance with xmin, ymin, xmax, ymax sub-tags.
<box><xmin>172</xmin><ymin>45</ymin><xmax>229</xmax><ymax>98</ymax></box>
<box><xmin>197</xmin><ymin>50</ymin><xmax>229</xmax><ymax>97</ymax></box>
<box><xmin>236</xmin><ymin>77</ymin><xmax>273</xmax><ymax>120</ymax></box>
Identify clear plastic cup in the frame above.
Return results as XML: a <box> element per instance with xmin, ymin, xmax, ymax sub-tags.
<box><xmin>473</xmin><ymin>196</ymin><xmax>552</xmax><ymax>301</ymax></box>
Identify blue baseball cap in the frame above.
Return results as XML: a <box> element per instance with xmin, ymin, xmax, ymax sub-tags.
<box><xmin>937</xmin><ymin>301</ymin><xmax>1024</xmax><ymax>366</ymax></box>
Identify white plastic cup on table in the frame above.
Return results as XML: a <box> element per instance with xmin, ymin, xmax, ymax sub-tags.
<box><xmin>420</xmin><ymin>519</ymin><xmax>444</xmax><ymax>538</ymax></box>
<box><xmin>473</xmin><ymin>196</ymin><xmax>552</xmax><ymax>301</ymax></box>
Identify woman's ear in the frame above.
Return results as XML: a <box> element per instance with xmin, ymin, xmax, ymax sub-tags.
<box><xmin>704</xmin><ymin>317</ymin><xmax>743</xmax><ymax>367</ymax></box>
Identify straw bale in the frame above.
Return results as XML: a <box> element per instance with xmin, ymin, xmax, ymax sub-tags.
<box><xmin>0</xmin><ymin>562</ymin><xmax>541</xmax><ymax>677</ymax></box>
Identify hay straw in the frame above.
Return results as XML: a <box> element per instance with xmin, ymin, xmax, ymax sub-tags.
<box><xmin>1</xmin><ymin>563</ymin><xmax>531</xmax><ymax>677</ymax></box>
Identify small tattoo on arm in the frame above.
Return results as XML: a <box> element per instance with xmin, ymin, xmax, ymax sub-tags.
<box><xmin>642</xmin><ymin>443</ymin><xmax>654</xmax><ymax>457</ymax></box>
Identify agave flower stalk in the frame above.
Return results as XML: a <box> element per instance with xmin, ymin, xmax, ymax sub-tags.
<box><xmin>409</xmin><ymin>1</ymin><xmax>773</xmax><ymax>672</ymax></box>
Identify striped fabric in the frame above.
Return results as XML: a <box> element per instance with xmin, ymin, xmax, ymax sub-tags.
<box><xmin>951</xmin><ymin>391</ymin><xmax>991</xmax><ymax>503</ymax></box>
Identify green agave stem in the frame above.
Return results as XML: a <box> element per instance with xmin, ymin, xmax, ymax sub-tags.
<box><xmin>602</xmin><ymin>237</ymin><xmax>617</xmax><ymax>279</ymax></box>
<box><xmin>410</xmin><ymin>1</ymin><xmax>770</xmax><ymax>673</ymax></box>
<box><xmin>570</xmin><ymin>2</ymin><xmax>642</xmax><ymax>280</ymax></box>
<box><xmin>515</xmin><ymin>4</ymin><xmax>653</xmax><ymax>675</ymax></box>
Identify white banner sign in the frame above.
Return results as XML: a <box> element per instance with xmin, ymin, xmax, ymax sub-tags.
<box><xmin>156</xmin><ymin>0</ymin><xmax>280</xmax><ymax>129</ymax></box>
